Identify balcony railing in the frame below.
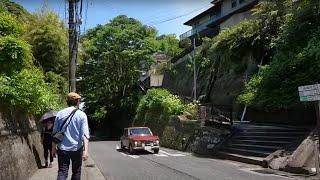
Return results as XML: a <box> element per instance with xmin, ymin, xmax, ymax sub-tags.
<box><xmin>179</xmin><ymin>14</ymin><xmax>221</xmax><ymax>40</ymax></box>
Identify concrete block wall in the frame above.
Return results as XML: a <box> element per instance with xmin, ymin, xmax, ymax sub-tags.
<box><xmin>0</xmin><ymin>108</ymin><xmax>44</xmax><ymax>180</ymax></box>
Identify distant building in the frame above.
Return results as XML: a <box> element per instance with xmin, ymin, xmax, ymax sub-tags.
<box><xmin>179</xmin><ymin>0</ymin><xmax>259</xmax><ymax>42</ymax></box>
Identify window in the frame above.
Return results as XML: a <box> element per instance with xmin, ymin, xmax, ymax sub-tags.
<box><xmin>239</xmin><ymin>0</ymin><xmax>245</xmax><ymax>4</ymax></box>
<box><xmin>129</xmin><ymin>128</ymin><xmax>152</xmax><ymax>136</ymax></box>
<box><xmin>231</xmin><ymin>0</ymin><xmax>237</xmax><ymax>8</ymax></box>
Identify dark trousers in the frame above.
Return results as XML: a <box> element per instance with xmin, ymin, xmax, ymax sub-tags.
<box><xmin>57</xmin><ymin>148</ymin><xmax>83</xmax><ymax>180</ymax></box>
<box><xmin>43</xmin><ymin>142</ymin><xmax>53</xmax><ymax>163</ymax></box>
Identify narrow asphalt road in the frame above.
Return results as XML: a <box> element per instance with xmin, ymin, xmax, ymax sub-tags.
<box><xmin>89</xmin><ymin>141</ymin><xmax>296</xmax><ymax>180</ymax></box>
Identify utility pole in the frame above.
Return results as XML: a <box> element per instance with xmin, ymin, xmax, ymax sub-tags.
<box><xmin>193</xmin><ymin>37</ymin><xmax>197</xmax><ymax>101</ymax></box>
<box><xmin>68</xmin><ymin>0</ymin><xmax>78</xmax><ymax>92</ymax></box>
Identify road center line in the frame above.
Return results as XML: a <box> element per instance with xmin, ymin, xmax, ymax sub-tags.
<box><xmin>160</xmin><ymin>150</ymin><xmax>186</xmax><ymax>157</ymax></box>
<box><xmin>154</xmin><ymin>154</ymin><xmax>168</xmax><ymax>157</ymax></box>
<box><xmin>120</xmin><ymin>152</ymin><xmax>128</xmax><ymax>156</ymax></box>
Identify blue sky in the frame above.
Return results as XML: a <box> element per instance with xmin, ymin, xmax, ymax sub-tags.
<box><xmin>13</xmin><ymin>0</ymin><xmax>212</xmax><ymax>37</ymax></box>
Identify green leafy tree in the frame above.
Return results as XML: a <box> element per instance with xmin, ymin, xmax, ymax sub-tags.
<box><xmin>0</xmin><ymin>68</ymin><xmax>62</xmax><ymax>114</ymax></box>
<box><xmin>79</xmin><ymin>16</ymin><xmax>161</xmax><ymax>134</ymax></box>
<box><xmin>0</xmin><ymin>12</ymin><xmax>22</xmax><ymax>36</ymax></box>
<box><xmin>0</xmin><ymin>3</ymin><xmax>63</xmax><ymax>115</ymax></box>
<box><xmin>238</xmin><ymin>0</ymin><xmax>320</xmax><ymax>108</ymax></box>
<box><xmin>156</xmin><ymin>34</ymin><xmax>182</xmax><ymax>57</ymax></box>
<box><xmin>134</xmin><ymin>88</ymin><xmax>185</xmax><ymax>136</ymax></box>
<box><xmin>24</xmin><ymin>9</ymin><xmax>68</xmax><ymax>74</ymax></box>
<box><xmin>0</xmin><ymin>0</ymin><xmax>31</xmax><ymax>22</ymax></box>
<box><xmin>0</xmin><ymin>36</ymin><xmax>32</xmax><ymax>75</ymax></box>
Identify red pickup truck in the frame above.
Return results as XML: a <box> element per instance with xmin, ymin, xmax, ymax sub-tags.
<box><xmin>120</xmin><ymin>127</ymin><xmax>160</xmax><ymax>154</ymax></box>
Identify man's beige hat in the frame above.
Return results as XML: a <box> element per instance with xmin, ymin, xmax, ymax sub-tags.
<box><xmin>67</xmin><ymin>92</ymin><xmax>81</xmax><ymax>101</ymax></box>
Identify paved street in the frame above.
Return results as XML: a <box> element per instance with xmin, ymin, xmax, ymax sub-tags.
<box><xmin>90</xmin><ymin>141</ymin><xmax>296</xmax><ymax>180</ymax></box>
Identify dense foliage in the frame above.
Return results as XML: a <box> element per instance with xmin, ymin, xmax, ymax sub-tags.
<box><xmin>0</xmin><ymin>69</ymin><xmax>61</xmax><ymax>114</ymax></box>
<box><xmin>0</xmin><ymin>12</ymin><xmax>22</xmax><ymax>36</ymax></box>
<box><xmin>24</xmin><ymin>9</ymin><xmax>68</xmax><ymax>74</ymax></box>
<box><xmin>0</xmin><ymin>0</ymin><xmax>31</xmax><ymax>22</ymax></box>
<box><xmin>194</xmin><ymin>0</ymin><xmax>319</xmax><ymax>109</ymax></box>
<box><xmin>78</xmin><ymin>15</ymin><xmax>182</xmax><ymax>133</ymax></box>
<box><xmin>0</xmin><ymin>5</ymin><xmax>63</xmax><ymax>115</ymax></box>
<box><xmin>0</xmin><ymin>35</ymin><xmax>32</xmax><ymax>74</ymax></box>
<box><xmin>134</xmin><ymin>88</ymin><xmax>196</xmax><ymax>136</ymax></box>
<box><xmin>238</xmin><ymin>0</ymin><xmax>320</xmax><ymax>108</ymax></box>
<box><xmin>156</xmin><ymin>34</ymin><xmax>182</xmax><ymax>57</ymax></box>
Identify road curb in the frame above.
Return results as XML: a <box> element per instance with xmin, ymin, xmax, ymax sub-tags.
<box><xmin>83</xmin><ymin>156</ymin><xmax>106</xmax><ymax>180</ymax></box>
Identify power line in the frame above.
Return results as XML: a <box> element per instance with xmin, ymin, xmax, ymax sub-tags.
<box><xmin>148</xmin><ymin>5</ymin><xmax>209</xmax><ymax>25</ymax></box>
<box><xmin>83</xmin><ymin>0</ymin><xmax>89</xmax><ymax>33</ymax></box>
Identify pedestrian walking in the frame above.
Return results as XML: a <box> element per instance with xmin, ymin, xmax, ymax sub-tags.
<box><xmin>52</xmin><ymin>92</ymin><xmax>90</xmax><ymax>180</ymax></box>
<box><xmin>41</xmin><ymin>118</ymin><xmax>54</xmax><ymax>168</ymax></box>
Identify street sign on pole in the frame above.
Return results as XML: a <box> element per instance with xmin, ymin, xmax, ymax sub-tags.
<box><xmin>298</xmin><ymin>84</ymin><xmax>320</xmax><ymax>102</ymax></box>
<box><xmin>298</xmin><ymin>84</ymin><xmax>320</xmax><ymax>174</ymax></box>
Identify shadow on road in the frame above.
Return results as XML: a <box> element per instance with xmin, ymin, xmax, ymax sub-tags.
<box><xmin>89</xmin><ymin>135</ymin><xmax>119</xmax><ymax>142</ymax></box>
<box><xmin>116</xmin><ymin>147</ymin><xmax>155</xmax><ymax>156</ymax></box>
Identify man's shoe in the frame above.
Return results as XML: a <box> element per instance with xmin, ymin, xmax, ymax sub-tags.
<box><xmin>48</xmin><ymin>163</ymin><xmax>52</xmax><ymax>168</ymax></box>
<box><xmin>45</xmin><ymin>161</ymin><xmax>48</xmax><ymax>168</ymax></box>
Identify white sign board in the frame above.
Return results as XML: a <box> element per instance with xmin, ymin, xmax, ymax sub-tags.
<box><xmin>298</xmin><ymin>84</ymin><xmax>320</xmax><ymax>102</ymax></box>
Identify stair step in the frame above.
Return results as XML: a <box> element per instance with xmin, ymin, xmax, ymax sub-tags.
<box><xmin>222</xmin><ymin>147</ymin><xmax>270</xmax><ymax>157</ymax></box>
<box><xmin>234</xmin><ymin>135</ymin><xmax>298</xmax><ymax>141</ymax></box>
<box><xmin>232</xmin><ymin>139</ymin><xmax>291</xmax><ymax>146</ymax></box>
<box><xmin>238</xmin><ymin>131</ymin><xmax>307</xmax><ymax>136</ymax></box>
<box><xmin>229</xmin><ymin>144</ymin><xmax>281</xmax><ymax>151</ymax></box>
<box><xmin>216</xmin><ymin>151</ymin><xmax>264</xmax><ymax>166</ymax></box>
<box><xmin>233</xmin><ymin>123</ymin><xmax>311</xmax><ymax>130</ymax></box>
<box><xmin>239</xmin><ymin>128</ymin><xmax>309</xmax><ymax>133</ymax></box>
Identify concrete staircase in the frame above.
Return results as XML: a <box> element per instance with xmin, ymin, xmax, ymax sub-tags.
<box><xmin>217</xmin><ymin>122</ymin><xmax>311</xmax><ymax>166</ymax></box>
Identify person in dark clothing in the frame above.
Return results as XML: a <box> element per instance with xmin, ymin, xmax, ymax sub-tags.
<box><xmin>42</xmin><ymin>118</ymin><xmax>54</xmax><ymax>168</ymax></box>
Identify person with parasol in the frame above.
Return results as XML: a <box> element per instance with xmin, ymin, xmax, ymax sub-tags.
<box><xmin>40</xmin><ymin>111</ymin><xmax>57</xmax><ymax>168</ymax></box>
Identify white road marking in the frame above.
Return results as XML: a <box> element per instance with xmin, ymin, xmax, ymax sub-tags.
<box><xmin>160</xmin><ymin>150</ymin><xmax>186</xmax><ymax>157</ymax></box>
<box><xmin>117</xmin><ymin>146</ymin><xmax>185</xmax><ymax>159</ymax></box>
<box><xmin>120</xmin><ymin>152</ymin><xmax>139</xmax><ymax>159</ymax></box>
<box><xmin>128</xmin><ymin>155</ymin><xmax>140</xmax><ymax>159</ymax></box>
<box><xmin>120</xmin><ymin>152</ymin><xmax>128</xmax><ymax>156</ymax></box>
<box><xmin>154</xmin><ymin>154</ymin><xmax>168</xmax><ymax>157</ymax></box>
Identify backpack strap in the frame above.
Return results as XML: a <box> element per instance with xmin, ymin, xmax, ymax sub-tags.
<box><xmin>59</xmin><ymin>109</ymin><xmax>78</xmax><ymax>132</ymax></box>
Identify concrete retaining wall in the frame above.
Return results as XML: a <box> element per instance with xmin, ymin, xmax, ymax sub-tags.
<box><xmin>0</xmin><ymin>108</ymin><xmax>44</xmax><ymax>180</ymax></box>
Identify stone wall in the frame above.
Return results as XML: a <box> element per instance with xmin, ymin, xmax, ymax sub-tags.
<box><xmin>162</xmin><ymin>51</ymin><xmax>317</xmax><ymax>124</ymax></box>
<box><xmin>0</xmin><ymin>108</ymin><xmax>44</xmax><ymax>180</ymax></box>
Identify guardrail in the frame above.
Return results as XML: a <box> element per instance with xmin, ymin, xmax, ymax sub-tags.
<box><xmin>179</xmin><ymin>14</ymin><xmax>221</xmax><ymax>40</ymax></box>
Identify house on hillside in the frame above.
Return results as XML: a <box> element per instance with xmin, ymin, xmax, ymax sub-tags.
<box><xmin>141</xmin><ymin>0</ymin><xmax>260</xmax><ymax>91</ymax></box>
<box><xmin>179</xmin><ymin>0</ymin><xmax>259</xmax><ymax>43</ymax></box>
<box><xmin>162</xmin><ymin>0</ymin><xmax>260</xmax><ymax>100</ymax></box>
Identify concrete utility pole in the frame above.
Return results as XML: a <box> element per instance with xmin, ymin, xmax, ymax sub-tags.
<box><xmin>68</xmin><ymin>0</ymin><xmax>78</xmax><ymax>92</ymax></box>
<box><xmin>193</xmin><ymin>37</ymin><xmax>197</xmax><ymax>101</ymax></box>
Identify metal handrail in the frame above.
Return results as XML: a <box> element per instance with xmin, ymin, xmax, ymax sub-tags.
<box><xmin>180</xmin><ymin>14</ymin><xmax>221</xmax><ymax>40</ymax></box>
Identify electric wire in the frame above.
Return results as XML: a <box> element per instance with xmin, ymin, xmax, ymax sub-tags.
<box><xmin>148</xmin><ymin>5</ymin><xmax>210</xmax><ymax>25</ymax></box>
<box><xmin>83</xmin><ymin>0</ymin><xmax>89</xmax><ymax>33</ymax></box>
